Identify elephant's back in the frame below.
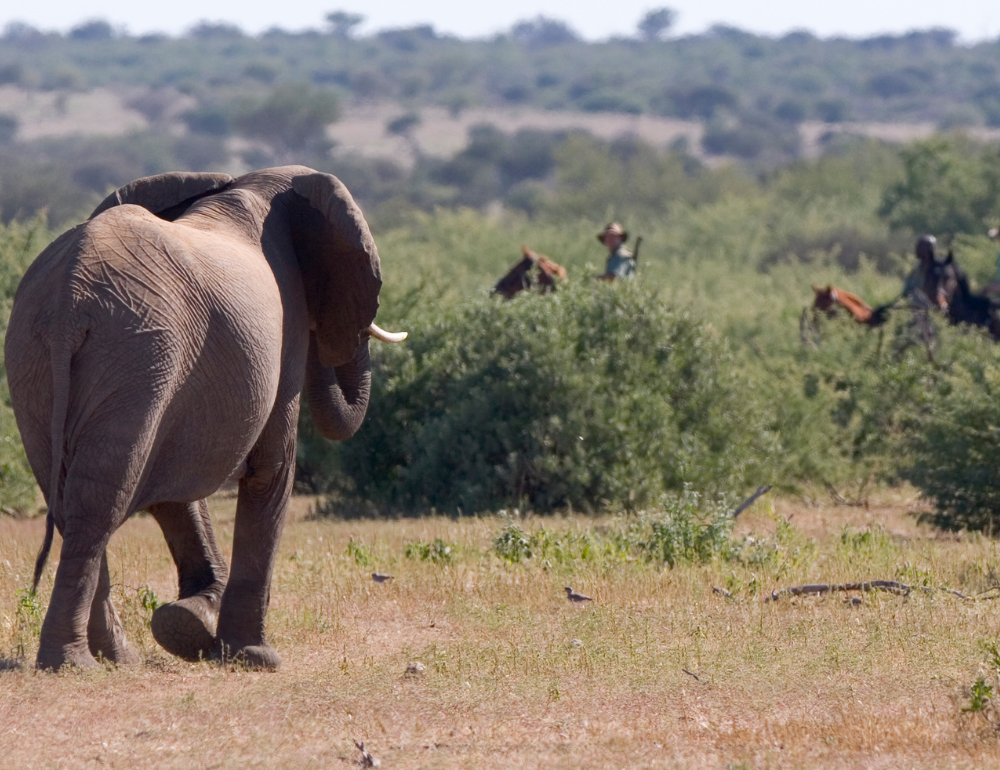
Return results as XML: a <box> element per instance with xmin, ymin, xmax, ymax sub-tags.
<box><xmin>6</xmin><ymin>206</ymin><xmax>286</xmax><ymax>508</ymax></box>
<box><xmin>74</xmin><ymin>206</ymin><xmax>286</xmax><ymax>503</ymax></box>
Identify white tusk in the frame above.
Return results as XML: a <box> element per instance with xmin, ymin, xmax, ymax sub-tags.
<box><xmin>368</xmin><ymin>322</ymin><xmax>407</xmax><ymax>343</ymax></box>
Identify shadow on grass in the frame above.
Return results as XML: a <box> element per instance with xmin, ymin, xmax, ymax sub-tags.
<box><xmin>0</xmin><ymin>656</ymin><xmax>27</xmax><ymax>672</ymax></box>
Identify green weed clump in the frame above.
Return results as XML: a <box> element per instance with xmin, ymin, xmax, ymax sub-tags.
<box><xmin>404</xmin><ymin>538</ymin><xmax>458</xmax><ymax>564</ymax></box>
<box><xmin>321</xmin><ymin>282</ymin><xmax>778</xmax><ymax>515</ymax></box>
<box><xmin>629</xmin><ymin>494</ymin><xmax>738</xmax><ymax>567</ymax></box>
<box><xmin>492</xmin><ymin>492</ymin><xmax>742</xmax><ymax>568</ymax></box>
<box><xmin>492</xmin><ymin>522</ymin><xmax>625</xmax><ymax>566</ymax></box>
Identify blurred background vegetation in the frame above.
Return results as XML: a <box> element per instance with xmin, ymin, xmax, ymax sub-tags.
<box><xmin>1</xmin><ymin>12</ymin><xmax>1000</xmax><ymax>529</ymax></box>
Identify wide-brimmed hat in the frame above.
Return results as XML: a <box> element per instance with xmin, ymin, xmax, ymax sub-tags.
<box><xmin>989</xmin><ymin>227</ymin><xmax>1000</xmax><ymax>240</ymax></box>
<box><xmin>596</xmin><ymin>222</ymin><xmax>628</xmax><ymax>243</ymax></box>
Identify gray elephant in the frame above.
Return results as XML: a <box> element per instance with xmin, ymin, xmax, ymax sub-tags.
<box><xmin>4</xmin><ymin>165</ymin><xmax>405</xmax><ymax>671</ymax></box>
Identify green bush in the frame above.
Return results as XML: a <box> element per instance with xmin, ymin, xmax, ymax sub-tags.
<box><xmin>901</xmin><ymin>332</ymin><xmax>1000</xmax><ymax>531</ymax></box>
<box><xmin>762</xmin><ymin>312</ymin><xmax>938</xmax><ymax>491</ymax></box>
<box><xmin>319</xmin><ymin>282</ymin><xmax>778</xmax><ymax>515</ymax></box>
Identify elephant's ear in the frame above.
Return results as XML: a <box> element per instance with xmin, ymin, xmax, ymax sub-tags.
<box><xmin>291</xmin><ymin>172</ymin><xmax>382</xmax><ymax>367</ymax></box>
<box><xmin>89</xmin><ymin>172</ymin><xmax>234</xmax><ymax>221</ymax></box>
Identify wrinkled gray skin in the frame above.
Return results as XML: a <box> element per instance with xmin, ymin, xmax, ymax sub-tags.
<box><xmin>4</xmin><ymin>166</ymin><xmax>383</xmax><ymax>671</ymax></box>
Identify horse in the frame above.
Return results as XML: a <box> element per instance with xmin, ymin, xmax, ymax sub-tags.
<box><xmin>801</xmin><ymin>285</ymin><xmax>898</xmax><ymax>348</ymax></box>
<box><xmin>938</xmin><ymin>251</ymin><xmax>1000</xmax><ymax>340</ymax></box>
<box><xmin>492</xmin><ymin>245</ymin><xmax>567</xmax><ymax>299</ymax></box>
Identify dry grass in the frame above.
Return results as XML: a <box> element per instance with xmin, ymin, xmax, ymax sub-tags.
<box><xmin>3</xmin><ymin>492</ymin><xmax>1000</xmax><ymax>768</ymax></box>
<box><xmin>0</xmin><ymin>86</ymin><xmax>151</xmax><ymax>140</ymax></box>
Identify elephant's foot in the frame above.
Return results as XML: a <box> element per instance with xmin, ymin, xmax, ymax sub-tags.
<box><xmin>215</xmin><ymin>641</ymin><xmax>281</xmax><ymax>672</ymax></box>
<box><xmin>36</xmin><ymin>641</ymin><xmax>99</xmax><ymax>671</ymax></box>
<box><xmin>89</xmin><ymin>602</ymin><xmax>140</xmax><ymax>666</ymax></box>
<box><xmin>151</xmin><ymin>595</ymin><xmax>219</xmax><ymax>662</ymax></box>
<box><xmin>89</xmin><ymin>636</ymin><xmax>140</xmax><ymax>666</ymax></box>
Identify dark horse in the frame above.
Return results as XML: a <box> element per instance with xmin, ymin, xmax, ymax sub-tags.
<box><xmin>934</xmin><ymin>251</ymin><xmax>1000</xmax><ymax>340</ymax></box>
<box><xmin>492</xmin><ymin>245</ymin><xmax>568</xmax><ymax>299</ymax></box>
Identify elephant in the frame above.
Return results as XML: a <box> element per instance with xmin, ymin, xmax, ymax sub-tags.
<box><xmin>4</xmin><ymin>165</ymin><xmax>405</xmax><ymax>671</ymax></box>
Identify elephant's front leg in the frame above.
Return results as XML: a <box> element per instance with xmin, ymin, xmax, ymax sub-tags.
<box><xmin>87</xmin><ymin>552</ymin><xmax>141</xmax><ymax>665</ymax></box>
<box><xmin>214</xmin><ymin>421</ymin><xmax>296</xmax><ymax>671</ymax></box>
<box><xmin>149</xmin><ymin>500</ymin><xmax>229</xmax><ymax>662</ymax></box>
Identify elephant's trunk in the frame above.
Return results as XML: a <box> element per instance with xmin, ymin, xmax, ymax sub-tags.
<box><xmin>306</xmin><ymin>333</ymin><xmax>371</xmax><ymax>441</ymax></box>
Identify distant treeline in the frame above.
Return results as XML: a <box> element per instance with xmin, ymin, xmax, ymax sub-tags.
<box><xmin>1</xmin><ymin>14</ymin><xmax>999</xmax><ymax>129</ymax></box>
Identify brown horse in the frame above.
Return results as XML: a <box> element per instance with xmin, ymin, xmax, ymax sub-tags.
<box><xmin>802</xmin><ymin>284</ymin><xmax>899</xmax><ymax>348</ymax></box>
<box><xmin>810</xmin><ymin>285</ymin><xmax>880</xmax><ymax>324</ymax></box>
<box><xmin>492</xmin><ymin>245</ymin><xmax>567</xmax><ymax>299</ymax></box>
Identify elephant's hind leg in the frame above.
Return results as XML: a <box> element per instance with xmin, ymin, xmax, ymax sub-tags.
<box><xmin>87</xmin><ymin>552</ymin><xmax>140</xmax><ymax>665</ymax></box>
<box><xmin>149</xmin><ymin>500</ymin><xmax>229</xmax><ymax>662</ymax></box>
<box><xmin>37</xmin><ymin>498</ymin><xmax>123</xmax><ymax>670</ymax></box>
<box><xmin>36</xmin><ymin>421</ymin><xmax>158</xmax><ymax>669</ymax></box>
<box><xmin>215</xmin><ymin>416</ymin><xmax>297</xmax><ymax>671</ymax></box>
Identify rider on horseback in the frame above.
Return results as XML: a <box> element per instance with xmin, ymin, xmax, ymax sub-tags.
<box><xmin>902</xmin><ymin>234</ymin><xmax>950</xmax><ymax>310</ymax></box>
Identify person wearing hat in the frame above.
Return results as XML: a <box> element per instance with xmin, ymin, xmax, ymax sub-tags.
<box><xmin>596</xmin><ymin>222</ymin><xmax>635</xmax><ymax>281</ymax></box>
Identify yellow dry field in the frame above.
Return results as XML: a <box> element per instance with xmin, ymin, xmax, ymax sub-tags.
<box><xmin>3</xmin><ymin>493</ymin><xmax>1000</xmax><ymax>769</ymax></box>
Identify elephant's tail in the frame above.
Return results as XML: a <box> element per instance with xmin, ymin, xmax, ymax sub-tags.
<box><xmin>33</xmin><ymin>329</ymin><xmax>74</xmax><ymax>593</ymax></box>
<box><xmin>31</xmin><ymin>512</ymin><xmax>54</xmax><ymax>594</ymax></box>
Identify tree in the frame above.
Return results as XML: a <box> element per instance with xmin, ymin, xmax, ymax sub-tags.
<box><xmin>637</xmin><ymin>8</ymin><xmax>676</xmax><ymax>41</ymax></box>
<box><xmin>386</xmin><ymin>112</ymin><xmax>422</xmax><ymax>157</ymax></box>
<box><xmin>325</xmin><ymin>11</ymin><xmax>364</xmax><ymax>39</ymax></box>
<box><xmin>510</xmin><ymin>17</ymin><xmax>579</xmax><ymax>47</ymax></box>
<box><xmin>68</xmin><ymin>20</ymin><xmax>115</xmax><ymax>42</ymax></box>
<box><xmin>233</xmin><ymin>84</ymin><xmax>340</xmax><ymax>164</ymax></box>
<box><xmin>186</xmin><ymin>22</ymin><xmax>244</xmax><ymax>39</ymax></box>
<box><xmin>879</xmin><ymin>137</ymin><xmax>999</xmax><ymax>239</ymax></box>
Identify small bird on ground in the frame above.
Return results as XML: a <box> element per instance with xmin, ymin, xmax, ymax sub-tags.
<box><xmin>565</xmin><ymin>587</ymin><xmax>593</xmax><ymax>603</ymax></box>
<box><xmin>353</xmin><ymin>739</ymin><xmax>380</xmax><ymax>768</ymax></box>
<box><xmin>371</xmin><ymin>573</ymin><xmax>394</xmax><ymax>583</ymax></box>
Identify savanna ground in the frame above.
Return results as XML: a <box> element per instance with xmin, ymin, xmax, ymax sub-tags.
<box><xmin>3</xmin><ymin>492</ymin><xmax>1000</xmax><ymax>768</ymax></box>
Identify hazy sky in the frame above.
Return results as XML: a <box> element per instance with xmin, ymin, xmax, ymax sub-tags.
<box><xmin>2</xmin><ymin>0</ymin><xmax>997</xmax><ymax>42</ymax></box>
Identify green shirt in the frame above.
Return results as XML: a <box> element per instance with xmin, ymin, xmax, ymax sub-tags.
<box><xmin>605</xmin><ymin>245</ymin><xmax>635</xmax><ymax>278</ymax></box>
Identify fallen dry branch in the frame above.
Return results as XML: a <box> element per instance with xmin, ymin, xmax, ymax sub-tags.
<box><xmin>824</xmin><ymin>483</ymin><xmax>869</xmax><ymax>508</ymax></box>
<box><xmin>764</xmin><ymin>580</ymin><xmax>1000</xmax><ymax>603</ymax></box>
<box><xmin>731</xmin><ymin>485</ymin><xmax>773</xmax><ymax>519</ymax></box>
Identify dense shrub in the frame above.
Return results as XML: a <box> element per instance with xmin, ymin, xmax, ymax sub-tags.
<box><xmin>764</xmin><ymin>312</ymin><xmax>939</xmax><ymax>491</ymax></box>
<box><xmin>312</xmin><ymin>282</ymin><xmax>778</xmax><ymax>515</ymax></box>
<box><xmin>901</xmin><ymin>333</ymin><xmax>1000</xmax><ymax>531</ymax></box>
